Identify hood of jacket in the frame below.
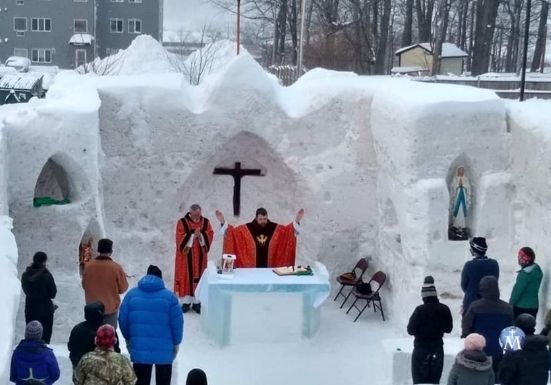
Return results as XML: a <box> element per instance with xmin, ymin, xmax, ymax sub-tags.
<box><xmin>137</xmin><ymin>274</ymin><xmax>165</xmax><ymax>292</ymax></box>
<box><xmin>456</xmin><ymin>349</ymin><xmax>493</xmax><ymax>371</ymax></box>
<box><xmin>523</xmin><ymin>334</ymin><xmax>549</xmax><ymax>351</ymax></box>
<box><xmin>24</xmin><ymin>265</ymin><xmax>47</xmax><ymax>282</ymax></box>
<box><xmin>84</xmin><ymin>301</ymin><xmax>105</xmax><ymax>324</ymax></box>
<box><xmin>479</xmin><ymin>276</ymin><xmax>500</xmax><ymax>300</ymax></box>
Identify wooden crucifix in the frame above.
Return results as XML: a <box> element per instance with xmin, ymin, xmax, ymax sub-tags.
<box><xmin>213</xmin><ymin>162</ymin><xmax>263</xmax><ymax>216</ymax></box>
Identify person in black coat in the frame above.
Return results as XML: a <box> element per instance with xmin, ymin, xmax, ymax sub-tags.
<box><xmin>498</xmin><ymin>313</ymin><xmax>550</xmax><ymax>385</ymax></box>
<box><xmin>21</xmin><ymin>252</ymin><xmax>57</xmax><ymax>344</ymax></box>
<box><xmin>462</xmin><ymin>275</ymin><xmax>514</xmax><ymax>379</ymax></box>
<box><xmin>67</xmin><ymin>301</ymin><xmax>121</xmax><ymax>368</ymax></box>
<box><xmin>407</xmin><ymin>276</ymin><xmax>453</xmax><ymax>384</ymax></box>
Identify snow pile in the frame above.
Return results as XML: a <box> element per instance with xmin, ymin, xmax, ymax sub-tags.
<box><xmin>0</xmin><ymin>216</ymin><xmax>20</xmax><ymax>384</ymax></box>
<box><xmin>78</xmin><ymin>35</ymin><xmax>178</xmax><ymax>75</ymax></box>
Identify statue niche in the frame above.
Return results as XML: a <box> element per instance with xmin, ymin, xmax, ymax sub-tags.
<box><xmin>448</xmin><ymin>165</ymin><xmax>472</xmax><ymax>241</ymax></box>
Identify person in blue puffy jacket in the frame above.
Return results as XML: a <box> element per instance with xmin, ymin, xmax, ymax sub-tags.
<box><xmin>10</xmin><ymin>321</ymin><xmax>60</xmax><ymax>385</ymax></box>
<box><xmin>119</xmin><ymin>265</ymin><xmax>183</xmax><ymax>385</ymax></box>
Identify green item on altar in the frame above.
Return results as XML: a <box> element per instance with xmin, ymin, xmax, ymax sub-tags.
<box><xmin>33</xmin><ymin>197</ymin><xmax>71</xmax><ymax>207</ymax></box>
<box><xmin>296</xmin><ymin>266</ymin><xmax>314</xmax><ymax>276</ymax></box>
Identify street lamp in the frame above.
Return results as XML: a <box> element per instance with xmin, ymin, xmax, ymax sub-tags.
<box><xmin>519</xmin><ymin>0</ymin><xmax>532</xmax><ymax>101</ymax></box>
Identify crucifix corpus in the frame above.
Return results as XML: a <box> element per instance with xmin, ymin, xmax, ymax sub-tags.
<box><xmin>213</xmin><ymin>161</ymin><xmax>264</xmax><ymax>216</ymax></box>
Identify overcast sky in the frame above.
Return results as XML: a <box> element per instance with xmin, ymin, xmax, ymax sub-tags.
<box><xmin>164</xmin><ymin>0</ymin><xmax>234</xmax><ymax>32</ymax></box>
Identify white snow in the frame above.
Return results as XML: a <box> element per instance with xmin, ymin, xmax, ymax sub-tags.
<box><xmin>1</xmin><ymin>43</ymin><xmax>551</xmax><ymax>385</ymax></box>
<box><xmin>68</xmin><ymin>33</ymin><xmax>94</xmax><ymax>45</ymax></box>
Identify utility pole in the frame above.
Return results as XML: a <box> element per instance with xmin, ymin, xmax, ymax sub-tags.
<box><xmin>519</xmin><ymin>0</ymin><xmax>532</xmax><ymax>101</ymax></box>
<box><xmin>236</xmin><ymin>0</ymin><xmax>241</xmax><ymax>55</ymax></box>
<box><xmin>297</xmin><ymin>0</ymin><xmax>307</xmax><ymax>74</ymax></box>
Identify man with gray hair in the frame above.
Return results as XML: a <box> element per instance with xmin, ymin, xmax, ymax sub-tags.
<box><xmin>174</xmin><ymin>204</ymin><xmax>213</xmax><ymax>313</ymax></box>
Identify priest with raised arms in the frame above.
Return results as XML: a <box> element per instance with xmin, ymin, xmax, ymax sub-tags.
<box><xmin>215</xmin><ymin>208</ymin><xmax>304</xmax><ymax>268</ymax></box>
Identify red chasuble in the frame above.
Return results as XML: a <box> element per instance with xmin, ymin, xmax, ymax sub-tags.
<box><xmin>223</xmin><ymin>220</ymin><xmax>297</xmax><ymax>268</ymax></box>
<box><xmin>174</xmin><ymin>214</ymin><xmax>214</xmax><ymax>297</ymax></box>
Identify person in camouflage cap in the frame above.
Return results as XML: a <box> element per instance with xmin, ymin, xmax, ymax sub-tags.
<box><xmin>73</xmin><ymin>324</ymin><xmax>136</xmax><ymax>385</ymax></box>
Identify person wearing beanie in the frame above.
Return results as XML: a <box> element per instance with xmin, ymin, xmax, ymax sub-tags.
<box><xmin>82</xmin><ymin>238</ymin><xmax>129</xmax><ymax>328</ymax></box>
<box><xmin>509</xmin><ymin>246</ymin><xmax>543</xmax><ymax>318</ymax></box>
<box><xmin>10</xmin><ymin>321</ymin><xmax>60</xmax><ymax>385</ymax></box>
<box><xmin>461</xmin><ymin>237</ymin><xmax>500</xmax><ymax>316</ymax></box>
<box><xmin>186</xmin><ymin>368</ymin><xmax>208</xmax><ymax>385</ymax></box>
<box><xmin>462</xmin><ymin>275</ymin><xmax>513</xmax><ymax>379</ymax></box>
<box><xmin>68</xmin><ymin>301</ymin><xmax>121</xmax><ymax>368</ymax></box>
<box><xmin>498</xmin><ymin>313</ymin><xmax>549</xmax><ymax>385</ymax></box>
<box><xmin>407</xmin><ymin>276</ymin><xmax>453</xmax><ymax>384</ymax></box>
<box><xmin>74</xmin><ymin>324</ymin><xmax>136</xmax><ymax>385</ymax></box>
<box><xmin>119</xmin><ymin>265</ymin><xmax>183</xmax><ymax>385</ymax></box>
<box><xmin>21</xmin><ymin>251</ymin><xmax>57</xmax><ymax>344</ymax></box>
<box><xmin>447</xmin><ymin>333</ymin><xmax>494</xmax><ymax>385</ymax></box>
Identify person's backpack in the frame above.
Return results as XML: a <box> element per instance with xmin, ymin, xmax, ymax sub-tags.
<box><xmin>25</xmin><ymin>379</ymin><xmax>46</xmax><ymax>385</ymax></box>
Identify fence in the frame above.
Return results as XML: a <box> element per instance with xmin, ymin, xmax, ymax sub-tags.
<box><xmin>267</xmin><ymin>65</ymin><xmax>306</xmax><ymax>86</ymax></box>
<box><xmin>417</xmin><ymin>76</ymin><xmax>551</xmax><ymax>100</ymax></box>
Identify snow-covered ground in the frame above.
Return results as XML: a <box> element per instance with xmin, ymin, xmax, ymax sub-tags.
<box><xmin>1</xmin><ymin>35</ymin><xmax>551</xmax><ymax>385</ymax></box>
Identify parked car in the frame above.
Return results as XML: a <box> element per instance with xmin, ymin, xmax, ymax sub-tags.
<box><xmin>5</xmin><ymin>56</ymin><xmax>31</xmax><ymax>72</ymax></box>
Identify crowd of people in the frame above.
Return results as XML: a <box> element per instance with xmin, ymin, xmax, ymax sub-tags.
<box><xmin>10</xmin><ymin>223</ymin><xmax>551</xmax><ymax>385</ymax></box>
<box><xmin>10</xmin><ymin>239</ymin><xmax>207</xmax><ymax>385</ymax></box>
<box><xmin>408</xmin><ymin>236</ymin><xmax>550</xmax><ymax>385</ymax></box>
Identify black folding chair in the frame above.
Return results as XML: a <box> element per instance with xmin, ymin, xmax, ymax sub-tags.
<box><xmin>333</xmin><ymin>258</ymin><xmax>369</xmax><ymax>308</ymax></box>
<box><xmin>346</xmin><ymin>271</ymin><xmax>386</xmax><ymax>322</ymax></box>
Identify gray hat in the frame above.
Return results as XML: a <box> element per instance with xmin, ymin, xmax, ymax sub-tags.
<box><xmin>421</xmin><ymin>276</ymin><xmax>438</xmax><ymax>298</ymax></box>
<box><xmin>25</xmin><ymin>320</ymin><xmax>43</xmax><ymax>341</ymax></box>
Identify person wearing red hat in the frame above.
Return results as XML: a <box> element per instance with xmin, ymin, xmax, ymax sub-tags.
<box><xmin>73</xmin><ymin>324</ymin><xmax>136</xmax><ymax>385</ymax></box>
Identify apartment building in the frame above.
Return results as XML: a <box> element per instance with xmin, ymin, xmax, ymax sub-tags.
<box><xmin>0</xmin><ymin>0</ymin><xmax>163</xmax><ymax>69</ymax></box>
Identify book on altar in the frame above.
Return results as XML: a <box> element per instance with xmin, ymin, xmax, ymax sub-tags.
<box><xmin>272</xmin><ymin>265</ymin><xmax>313</xmax><ymax>276</ymax></box>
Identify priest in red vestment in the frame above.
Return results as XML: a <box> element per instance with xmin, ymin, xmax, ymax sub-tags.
<box><xmin>174</xmin><ymin>204</ymin><xmax>214</xmax><ymax>313</ymax></box>
<box><xmin>215</xmin><ymin>208</ymin><xmax>304</xmax><ymax>268</ymax></box>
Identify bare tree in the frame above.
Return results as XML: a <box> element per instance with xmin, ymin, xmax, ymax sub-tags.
<box><xmin>531</xmin><ymin>0</ymin><xmax>549</xmax><ymax>71</ymax></box>
<box><xmin>174</xmin><ymin>25</ymin><xmax>222</xmax><ymax>85</ymax></box>
<box><xmin>76</xmin><ymin>53</ymin><xmax>123</xmax><ymax>75</ymax></box>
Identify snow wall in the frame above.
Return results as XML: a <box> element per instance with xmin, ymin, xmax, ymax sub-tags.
<box><xmin>0</xmin><ymin>51</ymin><xmax>550</xmax><ymax>360</ymax></box>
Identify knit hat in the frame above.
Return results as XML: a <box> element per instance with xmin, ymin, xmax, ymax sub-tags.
<box><xmin>515</xmin><ymin>313</ymin><xmax>536</xmax><ymax>335</ymax></box>
<box><xmin>470</xmin><ymin>237</ymin><xmax>488</xmax><ymax>255</ymax></box>
<box><xmin>97</xmin><ymin>239</ymin><xmax>113</xmax><ymax>254</ymax></box>
<box><xmin>147</xmin><ymin>264</ymin><xmax>162</xmax><ymax>279</ymax></box>
<box><xmin>517</xmin><ymin>247</ymin><xmax>535</xmax><ymax>267</ymax></box>
<box><xmin>95</xmin><ymin>324</ymin><xmax>117</xmax><ymax>349</ymax></box>
<box><xmin>25</xmin><ymin>320</ymin><xmax>43</xmax><ymax>341</ymax></box>
<box><xmin>464</xmin><ymin>333</ymin><xmax>486</xmax><ymax>351</ymax></box>
<box><xmin>186</xmin><ymin>368</ymin><xmax>208</xmax><ymax>385</ymax></box>
<box><xmin>32</xmin><ymin>251</ymin><xmax>47</xmax><ymax>265</ymax></box>
<box><xmin>421</xmin><ymin>276</ymin><xmax>437</xmax><ymax>298</ymax></box>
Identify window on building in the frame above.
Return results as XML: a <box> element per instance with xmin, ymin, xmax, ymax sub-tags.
<box><xmin>16</xmin><ymin>0</ymin><xmax>24</xmax><ymax>5</ymax></box>
<box><xmin>74</xmin><ymin>0</ymin><xmax>88</xmax><ymax>2</ymax></box>
<box><xmin>105</xmin><ymin>48</ymin><xmax>120</xmax><ymax>56</ymax></box>
<box><xmin>31</xmin><ymin>48</ymin><xmax>53</xmax><ymax>63</ymax></box>
<box><xmin>128</xmin><ymin>0</ymin><xmax>142</xmax><ymax>3</ymax></box>
<box><xmin>128</xmin><ymin>19</ymin><xmax>141</xmax><ymax>34</ymax></box>
<box><xmin>75</xmin><ymin>49</ymin><xmax>86</xmax><ymax>67</ymax></box>
<box><xmin>14</xmin><ymin>48</ymin><xmax>28</xmax><ymax>58</ymax></box>
<box><xmin>111</xmin><ymin>0</ymin><xmax>124</xmax><ymax>2</ymax></box>
<box><xmin>14</xmin><ymin>17</ymin><xmax>27</xmax><ymax>31</ymax></box>
<box><xmin>31</xmin><ymin>18</ymin><xmax>52</xmax><ymax>32</ymax></box>
<box><xmin>110</xmin><ymin>18</ymin><xmax>123</xmax><ymax>33</ymax></box>
<box><xmin>74</xmin><ymin>19</ymin><xmax>88</xmax><ymax>33</ymax></box>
